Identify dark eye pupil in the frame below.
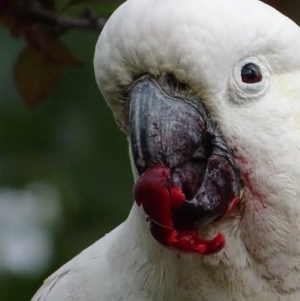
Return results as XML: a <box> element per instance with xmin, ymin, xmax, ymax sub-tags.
<box><xmin>241</xmin><ymin>63</ymin><xmax>262</xmax><ymax>84</ymax></box>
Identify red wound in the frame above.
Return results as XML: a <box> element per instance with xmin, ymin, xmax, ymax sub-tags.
<box><xmin>134</xmin><ymin>165</ymin><xmax>225</xmax><ymax>255</ymax></box>
<box><xmin>134</xmin><ymin>165</ymin><xmax>173</xmax><ymax>229</ymax></box>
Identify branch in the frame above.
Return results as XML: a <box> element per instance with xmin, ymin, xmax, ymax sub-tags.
<box><xmin>1</xmin><ymin>1</ymin><xmax>107</xmax><ymax>34</ymax></box>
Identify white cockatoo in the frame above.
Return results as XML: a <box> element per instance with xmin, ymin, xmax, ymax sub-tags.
<box><xmin>32</xmin><ymin>0</ymin><xmax>300</xmax><ymax>300</ymax></box>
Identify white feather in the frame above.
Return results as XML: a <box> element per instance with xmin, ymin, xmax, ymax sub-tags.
<box><xmin>33</xmin><ymin>0</ymin><xmax>300</xmax><ymax>300</ymax></box>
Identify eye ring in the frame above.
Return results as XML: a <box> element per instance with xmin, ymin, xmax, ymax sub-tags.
<box><xmin>241</xmin><ymin>63</ymin><xmax>262</xmax><ymax>84</ymax></box>
<box><xmin>229</xmin><ymin>57</ymin><xmax>270</xmax><ymax>104</ymax></box>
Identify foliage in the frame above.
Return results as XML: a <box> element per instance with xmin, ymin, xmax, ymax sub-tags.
<box><xmin>0</xmin><ymin>0</ymin><xmax>122</xmax><ymax>107</ymax></box>
<box><xmin>0</xmin><ymin>24</ymin><xmax>131</xmax><ymax>301</ymax></box>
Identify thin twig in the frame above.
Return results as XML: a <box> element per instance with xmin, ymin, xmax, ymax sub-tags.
<box><xmin>1</xmin><ymin>1</ymin><xmax>107</xmax><ymax>33</ymax></box>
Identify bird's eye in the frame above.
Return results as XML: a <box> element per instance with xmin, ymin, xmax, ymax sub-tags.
<box><xmin>229</xmin><ymin>58</ymin><xmax>269</xmax><ymax>104</ymax></box>
<box><xmin>241</xmin><ymin>63</ymin><xmax>262</xmax><ymax>84</ymax></box>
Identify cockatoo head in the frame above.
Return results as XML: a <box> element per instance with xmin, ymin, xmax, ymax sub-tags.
<box><xmin>94</xmin><ymin>0</ymin><xmax>300</xmax><ymax>261</ymax></box>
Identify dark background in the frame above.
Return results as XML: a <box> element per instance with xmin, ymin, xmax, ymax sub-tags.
<box><xmin>0</xmin><ymin>1</ymin><xmax>298</xmax><ymax>300</ymax></box>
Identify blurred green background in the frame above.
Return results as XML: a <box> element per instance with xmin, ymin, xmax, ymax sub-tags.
<box><xmin>0</xmin><ymin>1</ymin><xmax>130</xmax><ymax>300</ymax></box>
<box><xmin>0</xmin><ymin>1</ymin><xmax>299</xmax><ymax>300</ymax></box>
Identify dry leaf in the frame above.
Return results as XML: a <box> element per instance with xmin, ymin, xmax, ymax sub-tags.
<box><xmin>47</xmin><ymin>39</ymin><xmax>83</xmax><ymax>66</ymax></box>
<box><xmin>14</xmin><ymin>45</ymin><xmax>62</xmax><ymax>107</ymax></box>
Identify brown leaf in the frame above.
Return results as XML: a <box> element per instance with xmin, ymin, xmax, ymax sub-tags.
<box><xmin>14</xmin><ymin>45</ymin><xmax>62</xmax><ymax>108</ymax></box>
<box><xmin>24</xmin><ymin>26</ymin><xmax>82</xmax><ymax>66</ymax></box>
<box><xmin>23</xmin><ymin>23</ymin><xmax>50</xmax><ymax>52</ymax></box>
<box><xmin>46</xmin><ymin>39</ymin><xmax>83</xmax><ymax>66</ymax></box>
<box><xmin>16</xmin><ymin>19</ymin><xmax>81</xmax><ymax>67</ymax></box>
<box><xmin>0</xmin><ymin>17</ymin><xmax>22</xmax><ymax>37</ymax></box>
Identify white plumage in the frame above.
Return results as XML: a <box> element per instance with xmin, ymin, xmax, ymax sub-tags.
<box><xmin>32</xmin><ymin>0</ymin><xmax>300</xmax><ymax>300</ymax></box>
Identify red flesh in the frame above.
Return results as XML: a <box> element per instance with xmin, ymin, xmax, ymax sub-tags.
<box><xmin>134</xmin><ymin>165</ymin><xmax>225</xmax><ymax>255</ymax></box>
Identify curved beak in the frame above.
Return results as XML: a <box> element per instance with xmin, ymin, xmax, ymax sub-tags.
<box><xmin>129</xmin><ymin>75</ymin><xmax>242</xmax><ymax>230</ymax></box>
<box><xmin>129</xmin><ymin>76</ymin><xmax>207</xmax><ymax>173</ymax></box>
